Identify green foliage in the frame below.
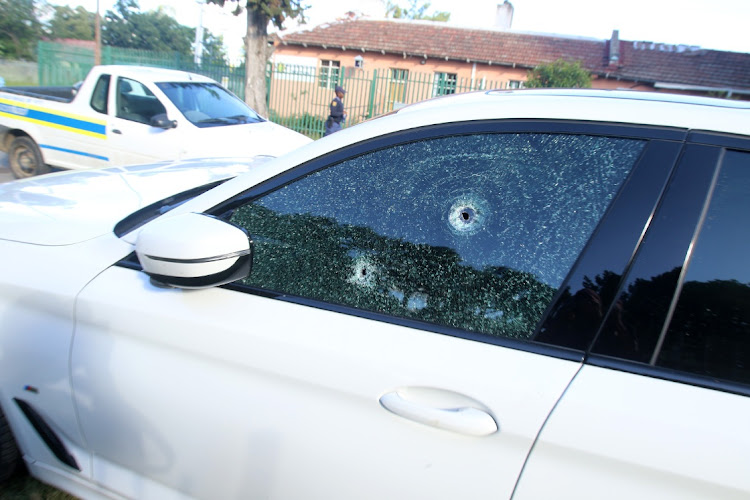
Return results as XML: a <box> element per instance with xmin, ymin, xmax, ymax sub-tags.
<box><xmin>206</xmin><ymin>0</ymin><xmax>305</xmax><ymax>30</ymax></box>
<box><xmin>103</xmin><ymin>0</ymin><xmax>193</xmax><ymax>55</ymax></box>
<box><xmin>47</xmin><ymin>5</ymin><xmax>95</xmax><ymax>40</ymax></box>
<box><xmin>0</xmin><ymin>0</ymin><xmax>42</xmax><ymax>60</ymax></box>
<box><xmin>96</xmin><ymin>0</ymin><xmax>225</xmax><ymax>61</ymax></box>
<box><xmin>268</xmin><ymin>111</ymin><xmax>324</xmax><ymax>139</ymax></box>
<box><xmin>1</xmin><ymin>474</ymin><xmax>76</xmax><ymax>499</ymax></box>
<box><xmin>525</xmin><ymin>59</ymin><xmax>592</xmax><ymax>89</ymax></box>
<box><xmin>202</xmin><ymin>32</ymin><xmax>228</xmax><ymax>63</ymax></box>
<box><xmin>386</xmin><ymin>0</ymin><xmax>450</xmax><ymax>21</ymax></box>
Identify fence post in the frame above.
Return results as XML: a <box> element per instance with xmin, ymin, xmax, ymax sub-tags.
<box><xmin>367</xmin><ymin>69</ymin><xmax>378</xmax><ymax>119</ymax></box>
<box><xmin>265</xmin><ymin>61</ymin><xmax>272</xmax><ymax>108</ymax></box>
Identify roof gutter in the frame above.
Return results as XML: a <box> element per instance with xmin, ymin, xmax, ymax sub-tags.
<box><xmin>654</xmin><ymin>82</ymin><xmax>750</xmax><ymax>97</ymax></box>
<box><xmin>279</xmin><ymin>40</ymin><xmax>535</xmax><ymax>71</ymax></box>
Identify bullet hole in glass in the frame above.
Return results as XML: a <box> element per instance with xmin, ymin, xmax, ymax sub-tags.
<box><xmin>348</xmin><ymin>255</ymin><xmax>379</xmax><ymax>288</ymax></box>
<box><xmin>448</xmin><ymin>196</ymin><xmax>488</xmax><ymax>235</ymax></box>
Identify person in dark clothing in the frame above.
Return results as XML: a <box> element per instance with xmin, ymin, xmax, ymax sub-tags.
<box><xmin>324</xmin><ymin>85</ymin><xmax>347</xmax><ymax>136</ymax></box>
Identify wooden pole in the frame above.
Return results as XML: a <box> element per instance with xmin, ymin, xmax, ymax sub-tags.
<box><xmin>94</xmin><ymin>0</ymin><xmax>101</xmax><ymax>65</ymax></box>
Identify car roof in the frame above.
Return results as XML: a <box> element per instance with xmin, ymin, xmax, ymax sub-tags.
<box><xmin>93</xmin><ymin>65</ymin><xmax>217</xmax><ymax>84</ymax></box>
<box><xmin>391</xmin><ymin>89</ymin><xmax>750</xmax><ymax>136</ymax></box>
<box><xmin>151</xmin><ymin>89</ymin><xmax>750</xmax><ymax>231</ymax></box>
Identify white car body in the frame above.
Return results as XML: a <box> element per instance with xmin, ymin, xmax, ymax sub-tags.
<box><xmin>0</xmin><ymin>90</ymin><xmax>749</xmax><ymax>499</ymax></box>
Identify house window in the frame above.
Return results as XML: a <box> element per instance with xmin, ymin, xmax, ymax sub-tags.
<box><xmin>319</xmin><ymin>60</ymin><xmax>341</xmax><ymax>89</ymax></box>
<box><xmin>508</xmin><ymin>80</ymin><xmax>525</xmax><ymax>89</ymax></box>
<box><xmin>433</xmin><ymin>72</ymin><xmax>457</xmax><ymax>96</ymax></box>
<box><xmin>388</xmin><ymin>68</ymin><xmax>409</xmax><ymax>110</ymax></box>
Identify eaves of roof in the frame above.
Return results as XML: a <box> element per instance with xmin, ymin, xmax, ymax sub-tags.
<box><xmin>277</xmin><ymin>19</ymin><xmax>750</xmax><ymax>92</ymax></box>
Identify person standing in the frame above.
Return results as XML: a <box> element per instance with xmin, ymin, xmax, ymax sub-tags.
<box><xmin>324</xmin><ymin>85</ymin><xmax>347</xmax><ymax>136</ymax></box>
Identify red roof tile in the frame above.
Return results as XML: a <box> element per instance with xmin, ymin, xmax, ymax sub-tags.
<box><xmin>278</xmin><ymin>19</ymin><xmax>750</xmax><ymax>92</ymax></box>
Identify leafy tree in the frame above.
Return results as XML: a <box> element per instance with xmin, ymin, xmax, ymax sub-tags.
<box><xmin>103</xmin><ymin>0</ymin><xmax>193</xmax><ymax>55</ymax></box>
<box><xmin>201</xmin><ymin>32</ymin><xmax>228</xmax><ymax>63</ymax></box>
<box><xmin>206</xmin><ymin>0</ymin><xmax>305</xmax><ymax>116</ymax></box>
<box><xmin>386</xmin><ymin>0</ymin><xmax>450</xmax><ymax>22</ymax></box>
<box><xmin>0</xmin><ymin>0</ymin><xmax>42</xmax><ymax>60</ymax></box>
<box><xmin>47</xmin><ymin>5</ymin><xmax>95</xmax><ymax>41</ymax></box>
<box><xmin>525</xmin><ymin>59</ymin><xmax>592</xmax><ymax>88</ymax></box>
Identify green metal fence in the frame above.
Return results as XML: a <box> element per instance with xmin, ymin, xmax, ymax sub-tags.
<box><xmin>267</xmin><ymin>64</ymin><xmax>505</xmax><ymax>137</ymax></box>
<box><xmin>38</xmin><ymin>42</ymin><xmax>507</xmax><ymax>138</ymax></box>
<box><xmin>37</xmin><ymin>41</ymin><xmax>246</xmax><ymax>99</ymax></box>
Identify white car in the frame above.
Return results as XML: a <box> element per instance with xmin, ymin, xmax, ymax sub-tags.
<box><xmin>1</xmin><ymin>90</ymin><xmax>749</xmax><ymax>500</ymax></box>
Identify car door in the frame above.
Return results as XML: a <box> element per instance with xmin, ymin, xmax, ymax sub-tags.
<box><xmin>71</xmin><ymin>122</ymin><xmax>676</xmax><ymax>499</ymax></box>
<box><xmin>514</xmin><ymin>138</ymin><xmax>750</xmax><ymax>498</ymax></box>
<box><xmin>106</xmin><ymin>76</ymin><xmax>181</xmax><ymax>166</ymax></box>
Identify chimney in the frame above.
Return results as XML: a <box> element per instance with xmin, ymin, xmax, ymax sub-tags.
<box><xmin>495</xmin><ymin>1</ymin><xmax>514</xmax><ymax>29</ymax></box>
<box><xmin>608</xmin><ymin>29</ymin><xmax>621</xmax><ymax>68</ymax></box>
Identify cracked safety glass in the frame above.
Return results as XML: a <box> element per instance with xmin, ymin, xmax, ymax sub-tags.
<box><xmin>230</xmin><ymin>133</ymin><xmax>645</xmax><ymax>340</ymax></box>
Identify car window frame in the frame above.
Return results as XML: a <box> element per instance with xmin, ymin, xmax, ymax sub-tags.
<box><xmin>200</xmin><ymin>119</ymin><xmax>687</xmax><ymax>361</ymax></box>
<box><xmin>586</xmin><ymin>131</ymin><xmax>750</xmax><ymax>398</ymax></box>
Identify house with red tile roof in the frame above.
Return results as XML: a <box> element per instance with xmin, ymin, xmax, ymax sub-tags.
<box><xmin>273</xmin><ymin>18</ymin><xmax>750</xmax><ymax>99</ymax></box>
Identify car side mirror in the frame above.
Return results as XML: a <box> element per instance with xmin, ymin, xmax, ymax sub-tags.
<box><xmin>151</xmin><ymin>113</ymin><xmax>177</xmax><ymax>129</ymax></box>
<box><xmin>135</xmin><ymin>213</ymin><xmax>252</xmax><ymax>289</ymax></box>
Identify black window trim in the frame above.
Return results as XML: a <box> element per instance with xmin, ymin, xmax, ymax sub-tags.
<box><xmin>582</xmin><ymin>133</ymin><xmax>750</xmax><ymax>397</ymax></box>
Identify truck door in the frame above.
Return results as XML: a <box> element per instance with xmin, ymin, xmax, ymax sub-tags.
<box><xmin>107</xmin><ymin>76</ymin><xmax>181</xmax><ymax>166</ymax></box>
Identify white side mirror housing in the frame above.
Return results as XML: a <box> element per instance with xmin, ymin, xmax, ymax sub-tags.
<box><xmin>135</xmin><ymin>213</ymin><xmax>252</xmax><ymax>289</ymax></box>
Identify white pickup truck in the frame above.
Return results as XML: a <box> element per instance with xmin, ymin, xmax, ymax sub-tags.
<box><xmin>0</xmin><ymin>65</ymin><xmax>311</xmax><ymax>178</ymax></box>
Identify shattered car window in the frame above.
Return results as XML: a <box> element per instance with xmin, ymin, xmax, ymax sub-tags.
<box><xmin>230</xmin><ymin>133</ymin><xmax>645</xmax><ymax>339</ymax></box>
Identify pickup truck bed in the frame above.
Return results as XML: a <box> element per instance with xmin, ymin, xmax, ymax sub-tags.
<box><xmin>0</xmin><ymin>86</ymin><xmax>77</xmax><ymax>103</ymax></box>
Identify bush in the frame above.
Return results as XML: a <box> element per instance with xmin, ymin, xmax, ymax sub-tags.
<box><xmin>268</xmin><ymin>111</ymin><xmax>325</xmax><ymax>139</ymax></box>
<box><xmin>525</xmin><ymin>59</ymin><xmax>592</xmax><ymax>89</ymax></box>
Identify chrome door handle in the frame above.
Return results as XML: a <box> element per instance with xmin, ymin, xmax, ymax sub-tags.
<box><xmin>379</xmin><ymin>391</ymin><xmax>498</xmax><ymax>436</ymax></box>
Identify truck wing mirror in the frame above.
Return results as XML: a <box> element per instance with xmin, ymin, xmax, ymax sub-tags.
<box><xmin>151</xmin><ymin>113</ymin><xmax>177</xmax><ymax>129</ymax></box>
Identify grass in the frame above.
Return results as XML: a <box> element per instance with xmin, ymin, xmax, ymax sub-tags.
<box><xmin>1</xmin><ymin>473</ymin><xmax>77</xmax><ymax>500</ymax></box>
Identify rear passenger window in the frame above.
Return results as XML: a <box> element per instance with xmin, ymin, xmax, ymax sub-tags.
<box><xmin>229</xmin><ymin>133</ymin><xmax>645</xmax><ymax>341</ymax></box>
<box><xmin>654</xmin><ymin>150</ymin><xmax>750</xmax><ymax>385</ymax></box>
<box><xmin>90</xmin><ymin>74</ymin><xmax>110</xmax><ymax>114</ymax></box>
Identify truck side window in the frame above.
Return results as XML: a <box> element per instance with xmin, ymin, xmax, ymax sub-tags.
<box><xmin>90</xmin><ymin>74</ymin><xmax>110</xmax><ymax>114</ymax></box>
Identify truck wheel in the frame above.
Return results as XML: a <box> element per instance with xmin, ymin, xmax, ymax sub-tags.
<box><xmin>9</xmin><ymin>136</ymin><xmax>50</xmax><ymax>178</ymax></box>
<box><xmin>0</xmin><ymin>404</ymin><xmax>22</xmax><ymax>483</ymax></box>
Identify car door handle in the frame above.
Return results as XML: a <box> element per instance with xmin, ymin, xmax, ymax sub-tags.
<box><xmin>379</xmin><ymin>391</ymin><xmax>498</xmax><ymax>436</ymax></box>
<box><xmin>112</xmin><ymin>129</ymin><xmax>122</xmax><ymax>134</ymax></box>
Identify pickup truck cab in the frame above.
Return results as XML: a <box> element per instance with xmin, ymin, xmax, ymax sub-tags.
<box><xmin>0</xmin><ymin>65</ymin><xmax>311</xmax><ymax>178</ymax></box>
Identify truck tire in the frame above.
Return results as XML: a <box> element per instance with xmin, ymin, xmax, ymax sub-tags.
<box><xmin>0</xmin><ymin>404</ymin><xmax>22</xmax><ymax>483</ymax></box>
<box><xmin>9</xmin><ymin>136</ymin><xmax>50</xmax><ymax>178</ymax></box>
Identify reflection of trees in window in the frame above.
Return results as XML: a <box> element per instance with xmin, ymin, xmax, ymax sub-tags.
<box><xmin>590</xmin><ymin>266</ymin><xmax>750</xmax><ymax>386</ymax></box>
<box><xmin>537</xmin><ymin>270</ymin><xmax>623</xmax><ymax>350</ymax></box>
<box><xmin>659</xmin><ymin>278</ymin><xmax>750</xmax><ymax>385</ymax></box>
<box><xmin>232</xmin><ymin>205</ymin><xmax>556</xmax><ymax>339</ymax></box>
<box><xmin>589</xmin><ymin>267</ymin><xmax>681</xmax><ymax>362</ymax></box>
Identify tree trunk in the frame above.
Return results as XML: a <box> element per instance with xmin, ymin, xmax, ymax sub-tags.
<box><xmin>244</xmin><ymin>8</ymin><xmax>270</xmax><ymax>117</ymax></box>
